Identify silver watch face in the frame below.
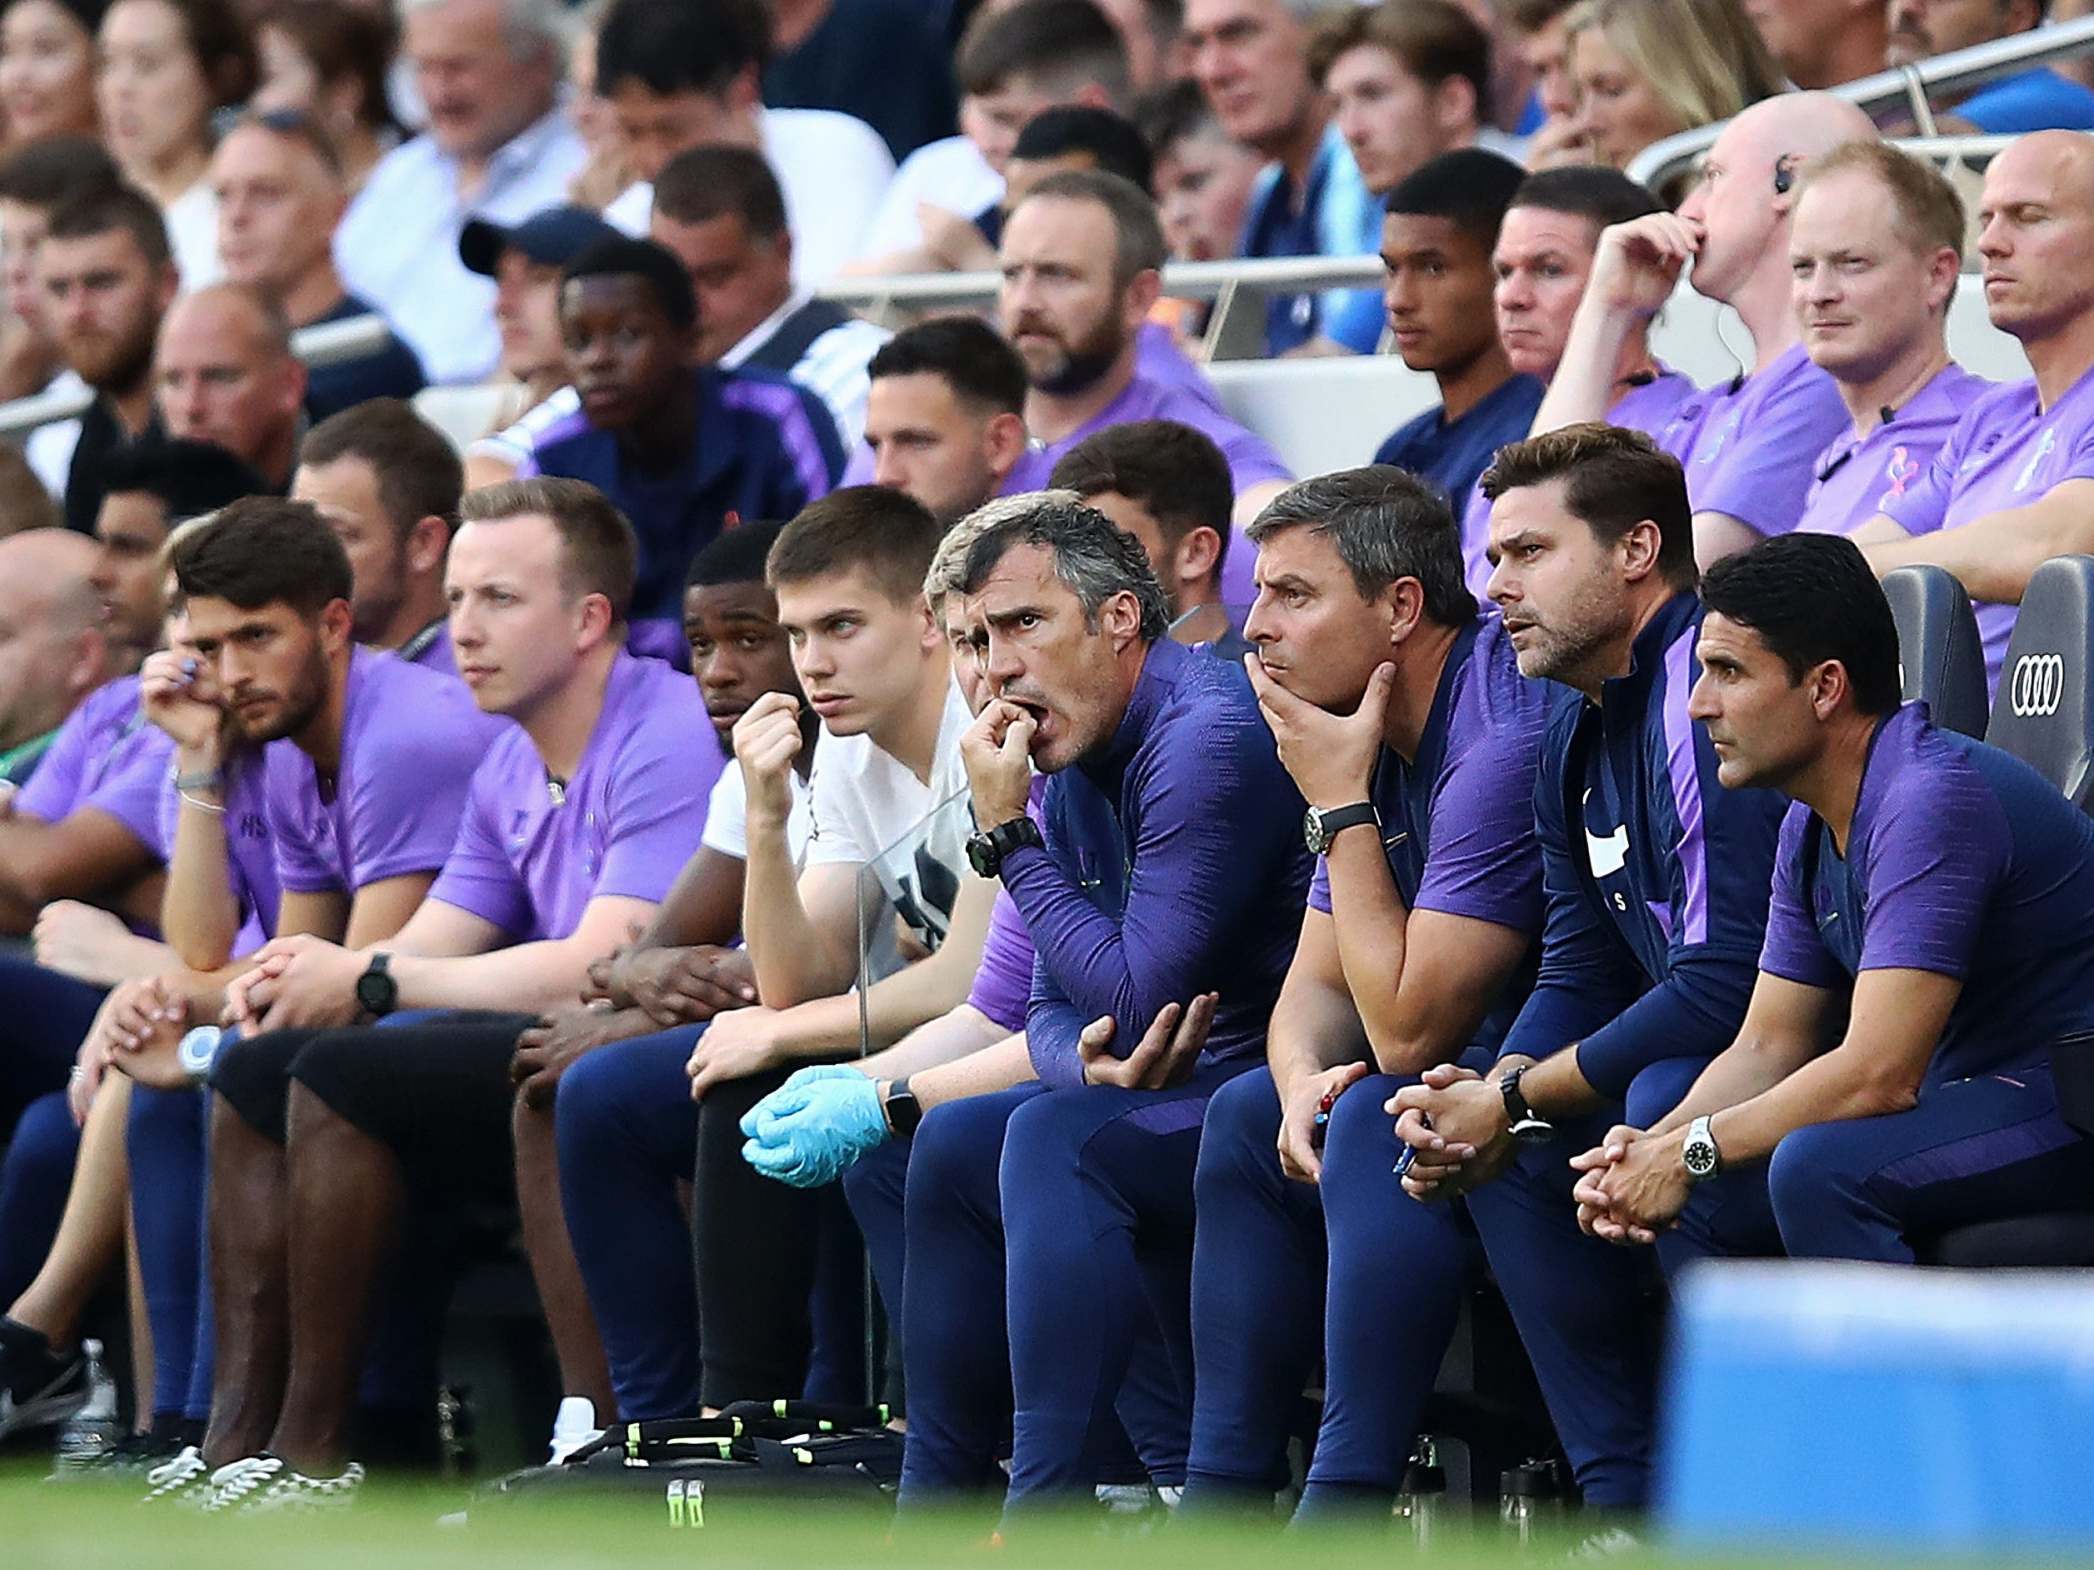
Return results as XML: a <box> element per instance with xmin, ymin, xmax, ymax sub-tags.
<box><xmin>1303</xmin><ymin>807</ymin><xmax>1329</xmax><ymax>856</ymax></box>
<box><xmin>1682</xmin><ymin>1136</ymin><xmax>1719</xmax><ymax>1178</ymax></box>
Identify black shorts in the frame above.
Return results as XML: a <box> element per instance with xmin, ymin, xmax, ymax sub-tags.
<box><xmin>211</xmin><ymin>1012</ymin><xmax>537</xmax><ymax>1204</ymax></box>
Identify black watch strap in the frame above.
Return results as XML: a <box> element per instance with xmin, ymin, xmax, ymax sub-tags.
<box><xmin>1500</xmin><ymin>1064</ymin><xmax>1554</xmax><ymax>1140</ymax></box>
<box><xmin>883</xmin><ymin>1076</ymin><xmax>923</xmax><ymax>1138</ymax></box>
<box><xmin>967</xmin><ymin>815</ymin><xmax>1042</xmax><ymax>878</ymax></box>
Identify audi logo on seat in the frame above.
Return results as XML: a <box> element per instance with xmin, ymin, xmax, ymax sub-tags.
<box><xmin>2011</xmin><ymin>652</ymin><xmax>2067</xmax><ymax>717</ymax></box>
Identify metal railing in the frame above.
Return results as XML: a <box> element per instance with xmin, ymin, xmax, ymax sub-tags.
<box><xmin>1626</xmin><ymin>16</ymin><xmax>2094</xmax><ymax>191</ymax></box>
<box><xmin>0</xmin><ymin>311</ymin><xmax>394</xmax><ymax>441</ymax></box>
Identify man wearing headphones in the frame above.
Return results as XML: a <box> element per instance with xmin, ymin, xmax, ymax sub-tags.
<box><xmin>1530</xmin><ymin>95</ymin><xmax>1876</xmax><ymax>566</ymax></box>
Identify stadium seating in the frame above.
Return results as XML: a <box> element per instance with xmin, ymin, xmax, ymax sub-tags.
<box><xmin>1882</xmin><ymin>566</ymin><xmax>1990</xmax><ymax>738</ymax></box>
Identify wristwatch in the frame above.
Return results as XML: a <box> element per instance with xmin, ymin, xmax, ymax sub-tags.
<box><xmin>1681</xmin><ymin>1115</ymin><xmax>1722</xmax><ymax>1183</ymax></box>
<box><xmin>355</xmin><ymin>952</ymin><xmax>397</xmax><ymax>1018</ymax></box>
<box><xmin>966</xmin><ymin>815</ymin><xmax>1043</xmax><ymax>878</ymax></box>
<box><xmin>1303</xmin><ymin>802</ymin><xmax>1378</xmax><ymax>855</ymax></box>
<box><xmin>881</xmin><ymin>1076</ymin><xmax>923</xmax><ymax>1139</ymax></box>
<box><xmin>1499</xmin><ymin>1064</ymin><xmax>1556</xmax><ymax>1144</ymax></box>
<box><xmin>177</xmin><ymin>1025</ymin><xmax>224</xmax><ymax>1085</ymax></box>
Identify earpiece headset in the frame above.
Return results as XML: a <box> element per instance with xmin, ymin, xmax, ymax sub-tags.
<box><xmin>1773</xmin><ymin>154</ymin><xmax>1796</xmax><ymax>196</ymax></box>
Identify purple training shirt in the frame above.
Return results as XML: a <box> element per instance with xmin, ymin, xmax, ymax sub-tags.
<box><xmin>427</xmin><ymin>652</ymin><xmax>719</xmax><ymax>941</ymax></box>
<box><xmin>16</xmin><ymin>674</ymin><xmax>172</xmax><ymax>851</ymax></box>
<box><xmin>1797</xmin><ymin>364</ymin><xmax>1992</xmax><ymax>538</ymax></box>
<box><xmin>266</xmin><ymin>647</ymin><xmax>496</xmax><ymax>897</ymax></box>
<box><xmin>1656</xmin><ymin>343</ymin><xmax>1849</xmax><ymax>534</ymax></box>
<box><xmin>155</xmin><ymin>755</ymin><xmax>282</xmax><ymax>955</ymax></box>
<box><xmin>1880</xmin><ymin>363</ymin><xmax>2094</xmax><ymax>691</ymax></box>
<box><xmin>1002</xmin><ymin>373</ymin><xmax>1292</xmax><ymax>611</ymax></box>
<box><xmin>1759</xmin><ymin>703</ymin><xmax>2094</xmax><ymax>1084</ymax></box>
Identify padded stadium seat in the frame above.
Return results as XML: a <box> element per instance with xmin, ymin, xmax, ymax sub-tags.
<box><xmin>1984</xmin><ymin>554</ymin><xmax>2094</xmax><ymax>811</ymax></box>
<box><xmin>1882</xmin><ymin>566</ymin><xmax>1990</xmax><ymax>738</ymax></box>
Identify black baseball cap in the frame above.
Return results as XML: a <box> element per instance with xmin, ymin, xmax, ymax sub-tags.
<box><xmin>459</xmin><ymin>204</ymin><xmax>623</xmax><ymax>277</ymax></box>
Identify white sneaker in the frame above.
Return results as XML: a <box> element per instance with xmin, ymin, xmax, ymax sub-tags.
<box><xmin>546</xmin><ymin>1395</ymin><xmax>603</xmax><ymax>1466</ymax></box>
<box><xmin>201</xmin><ymin>1453</ymin><xmax>364</xmax><ymax>1514</ymax></box>
<box><xmin>140</xmin><ymin>1444</ymin><xmax>211</xmax><ymax>1507</ymax></box>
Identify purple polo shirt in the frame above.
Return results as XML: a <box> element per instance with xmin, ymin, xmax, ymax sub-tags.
<box><xmin>1657</xmin><ymin>343</ymin><xmax>1849</xmax><ymax>533</ymax></box>
<box><xmin>1759</xmin><ymin>704</ymin><xmax>2094</xmax><ymax>1084</ymax></box>
<box><xmin>1797</xmin><ymin>364</ymin><xmax>1991</xmax><ymax>538</ymax></box>
<box><xmin>1135</xmin><ymin>322</ymin><xmax>1225</xmax><ymax>413</ymax></box>
<box><xmin>1460</xmin><ymin>367</ymin><xmax>1701</xmax><ymax>597</ymax></box>
<box><xmin>266</xmin><ymin>648</ymin><xmax>494</xmax><ymax>897</ymax></box>
<box><xmin>966</xmin><ymin>886</ymin><xmax>1035</xmax><ymax>1034</ymax></box>
<box><xmin>155</xmin><ymin>757</ymin><xmax>282</xmax><ymax>955</ymax></box>
<box><xmin>427</xmin><ymin>652</ymin><xmax>718</xmax><ymax>941</ymax></box>
<box><xmin>1305</xmin><ymin>616</ymin><xmax>1545</xmax><ymax>936</ymax></box>
<box><xmin>1002</xmin><ymin>373</ymin><xmax>1293</xmax><ymax>610</ymax></box>
<box><xmin>398</xmin><ymin>621</ymin><xmax>456</xmax><ymax>677</ymax></box>
<box><xmin>16</xmin><ymin>675</ymin><xmax>172</xmax><ymax>850</ymax></box>
<box><xmin>963</xmin><ymin>777</ymin><xmax>1048</xmax><ymax>1034</ymax></box>
<box><xmin>1881</xmin><ymin>364</ymin><xmax>2094</xmax><ymax>691</ymax></box>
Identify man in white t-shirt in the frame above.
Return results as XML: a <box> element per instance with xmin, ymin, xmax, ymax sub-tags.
<box><xmin>592</xmin><ymin>0</ymin><xmax>892</xmax><ymax>284</ymax></box>
<box><xmin>854</xmin><ymin>0</ymin><xmax>1134</xmax><ymax>267</ymax></box>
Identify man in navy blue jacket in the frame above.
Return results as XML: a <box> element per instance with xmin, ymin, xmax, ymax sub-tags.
<box><xmin>516</xmin><ymin>237</ymin><xmax>844</xmax><ymax>667</ymax></box>
<box><xmin>1393</xmin><ymin>423</ymin><xmax>1786</xmax><ymax>1513</ymax></box>
<box><xmin>898</xmin><ymin>494</ymin><xmax>1309</xmax><ymax>1515</ymax></box>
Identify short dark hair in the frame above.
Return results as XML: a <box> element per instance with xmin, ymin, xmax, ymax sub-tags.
<box><xmin>595</xmin><ymin>0</ymin><xmax>768</xmax><ymax>98</ymax></box>
<box><xmin>460</xmin><ymin>478</ymin><xmax>639</xmax><ymax>625</ymax></box>
<box><xmin>1051</xmin><ymin>420</ymin><xmax>1233</xmax><ymax>578</ymax></box>
<box><xmin>1510</xmin><ymin>165</ymin><xmax>1665</xmax><ymax>232</ymax></box>
<box><xmin>1012</xmin><ymin>106</ymin><xmax>1154</xmax><ymax>193</ymax></box>
<box><xmin>562</xmin><ymin>235</ymin><xmax>697</xmax><ymax>332</ymax></box>
<box><xmin>159</xmin><ymin>0</ymin><xmax>260</xmax><ymax>108</ymax></box>
<box><xmin>1248</xmin><ymin>466</ymin><xmax>1476</xmax><ymax>624</ymax></box>
<box><xmin>1134</xmin><ymin>79</ymin><xmax>1223</xmax><ymax>161</ymax></box>
<box><xmin>1384</xmin><ymin>147</ymin><xmax>1529</xmax><ymax>251</ymax></box>
<box><xmin>1698</xmin><ymin>535</ymin><xmax>1901</xmax><ymax>717</ymax></box>
<box><xmin>957</xmin><ymin>0</ymin><xmax>1129</xmax><ymax>102</ymax></box>
<box><xmin>299</xmin><ymin>398</ymin><xmax>464</xmax><ymax>542</ymax></box>
<box><xmin>169</xmin><ymin>495</ymin><xmax>354</xmax><ymax>618</ymax></box>
<box><xmin>1308</xmin><ymin>0</ymin><xmax>1491</xmax><ymax>110</ymax></box>
<box><xmin>767</xmin><ymin>486</ymin><xmax>944</xmax><ymax>607</ymax></box>
<box><xmin>652</xmin><ymin>144</ymin><xmax>787</xmax><ymax>240</ymax></box>
<box><xmin>44</xmin><ymin>183</ymin><xmax>171</xmax><ymax>270</ymax></box>
<box><xmin>101</xmin><ymin>435</ymin><xmax>268</xmax><ymax>525</ymax></box>
<box><xmin>955</xmin><ymin>492</ymin><xmax>1171</xmax><ymax>642</ymax></box>
<box><xmin>687</xmin><ymin>519</ymin><xmax>787</xmax><ymax>590</ymax></box>
<box><xmin>868</xmin><ymin>316</ymin><xmax>1027</xmax><ymax>416</ymax></box>
<box><xmin>1481</xmin><ymin>423</ymin><xmax>1697</xmax><ymax>590</ymax></box>
<box><xmin>256</xmin><ymin>0</ymin><xmax>398</xmax><ymax>137</ymax></box>
<box><xmin>1017</xmin><ymin>167</ymin><xmax>1167</xmax><ymax>285</ymax></box>
<box><xmin>0</xmin><ymin>135</ymin><xmax>120</xmax><ymax>211</ymax></box>
<box><xmin>1504</xmin><ymin>0</ymin><xmax>1580</xmax><ymax>31</ymax></box>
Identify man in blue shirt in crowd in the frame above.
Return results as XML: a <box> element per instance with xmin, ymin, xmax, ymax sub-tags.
<box><xmin>1573</xmin><ymin>532</ymin><xmax>2094</xmax><ymax>1260</ymax></box>
<box><xmin>1177</xmin><ymin>466</ymin><xmax>1551</xmax><ymax>1517</ymax></box>
<box><xmin>1392</xmin><ymin>424</ymin><xmax>1786</xmax><ymax>1514</ymax></box>
<box><xmin>516</xmin><ymin>237</ymin><xmax>844</xmax><ymax>666</ymax></box>
<box><xmin>1372</xmin><ymin>151</ymin><xmax>1544</xmax><ymax>507</ymax></box>
<box><xmin>1887</xmin><ymin>0</ymin><xmax>2094</xmax><ymax>133</ymax></box>
<box><xmin>899</xmin><ymin>495</ymin><xmax>1308</xmax><ymax>1514</ymax></box>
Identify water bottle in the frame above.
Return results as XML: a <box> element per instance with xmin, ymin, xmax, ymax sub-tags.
<box><xmin>52</xmin><ymin>1339</ymin><xmax>122</xmax><ymax>1471</ymax></box>
<box><xmin>1499</xmin><ymin>1457</ymin><xmax>1568</xmax><ymax>1547</ymax></box>
<box><xmin>1395</xmin><ymin>1437</ymin><xmax>1447</xmax><ymax>1547</ymax></box>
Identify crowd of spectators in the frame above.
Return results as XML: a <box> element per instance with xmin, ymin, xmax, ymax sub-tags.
<box><xmin>1</xmin><ymin>0</ymin><xmax>2093</xmax><ymax>1538</ymax></box>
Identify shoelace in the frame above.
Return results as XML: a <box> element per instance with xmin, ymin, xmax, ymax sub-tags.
<box><xmin>142</xmin><ymin>1446</ymin><xmax>209</xmax><ymax>1503</ymax></box>
<box><xmin>202</xmin><ymin>1455</ymin><xmax>282</xmax><ymax>1512</ymax></box>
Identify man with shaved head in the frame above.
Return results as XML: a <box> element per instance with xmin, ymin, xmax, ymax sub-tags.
<box><xmin>1536</xmin><ymin>93</ymin><xmax>1878</xmax><ymax>565</ymax></box>
<box><xmin>0</xmin><ymin>530</ymin><xmax>113</xmax><ymax>790</ymax></box>
<box><xmin>1864</xmin><ymin>131</ymin><xmax>2094</xmax><ymax>691</ymax></box>
<box><xmin>155</xmin><ymin>284</ymin><xmax>308</xmax><ymax>495</ymax></box>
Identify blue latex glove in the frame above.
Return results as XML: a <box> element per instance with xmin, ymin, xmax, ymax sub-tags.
<box><xmin>740</xmin><ymin>1065</ymin><xmax>887</xmax><ymax>1188</ymax></box>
